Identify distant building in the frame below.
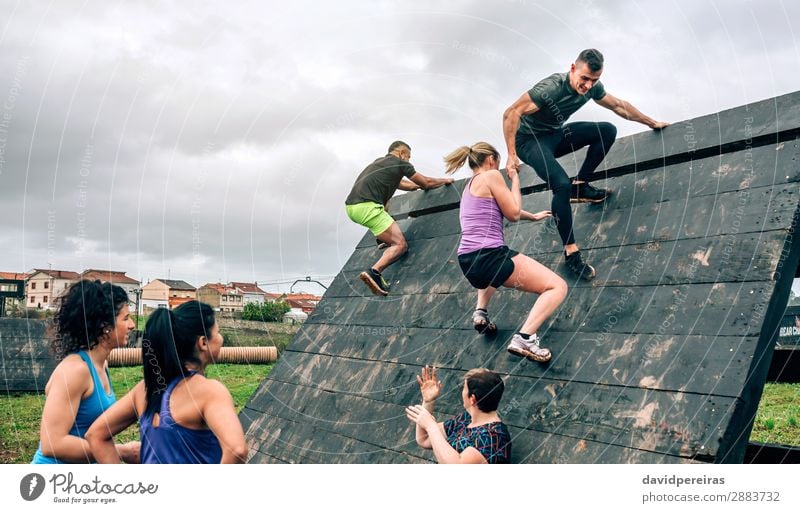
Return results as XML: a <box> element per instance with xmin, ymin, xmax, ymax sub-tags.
<box><xmin>141</xmin><ymin>279</ymin><xmax>196</xmax><ymax>310</ymax></box>
<box><xmin>0</xmin><ymin>272</ymin><xmax>29</xmax><ymax>315</ymax></box>
<box><xmin>229</xmin><ymin>281</ymin><xmax>267</xmax><ymax>305</ymax></box>
<box><xmin>25</xmin><ymin>269</ymin><xmax>80</xmax><ymax>310</ymax></box>
<box><xmin>282</xmin><ymin>293</ymin><xmax>321</xmax><ymax>314</ymax></box>
<box><xmin>197</xmin><ymin>283</ymin><xmax>244</xmax><ymax>313</ymax></box>
<box><xmin>80</xmin><ymin>269</ymin><xmax>140</xmax><ymax>311</ymax></box>
<box><xmin>264</xmin><ymin>292</ymin><xmax>283</xmax><ymax>303</ymax></box>
<box><xmin>283</xmin><ymin>310</ymin><xmax>308</xmax><ymax>324</ymax></box>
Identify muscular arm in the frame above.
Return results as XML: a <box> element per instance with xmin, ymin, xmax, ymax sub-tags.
<box><xmin>595</xmin><ymin>93</ymin><xmax>669</xmax><ymax>129</ymax></box>
<box><xmin>202</xmin><ymin>380</ymin><xmax>248</xmax><ymax>463</ymax></box>
<box><xmin>408</xmin><ymin>172</ymin><xmax>454</xmax><ymax>191</ymax></box>
<box><xmin>502</xmin><ymin>92</ymin><xmax>540</xmax><ymax>171</ymax></box>
<box><xmin>397</xmin><ymin>179</ymin><xmax>420</xmax><ymax>191</ymax></box>
<box><xmin>486</xmin><ymin>170</ymin><xmax>522</xmax><ymax>222</ymax></box>
<box><xmin>38</xmin><ymin>359</ymin><xmax>94</xmax><ymax>462</ymax></box>
<box><xmin>85</xmin><ymin>382</ymin><xmax>144</xmax><ymax>464</ymax></box>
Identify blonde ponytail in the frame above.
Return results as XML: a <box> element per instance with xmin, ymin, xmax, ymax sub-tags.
<box><xmin>444</xmin><ymin>146</ymin><xmax>471</xmax><ymax>174</ymax></box>
<box><xmin>443</xmin><ymin>142</ymin><xmax>500</xmax><ymax>174</ymax></box>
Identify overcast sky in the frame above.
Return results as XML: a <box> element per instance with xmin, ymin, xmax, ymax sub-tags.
<box><xmin>0</xmin><ymin>0</ymin><xmax>797</xmax><ymax>293</ymax></box>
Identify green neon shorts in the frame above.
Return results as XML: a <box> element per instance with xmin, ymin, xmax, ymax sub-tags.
<box><xmin>346</xmin><ymin>202</ymin><xmax>395</xmax><ymax>236</ymax></box>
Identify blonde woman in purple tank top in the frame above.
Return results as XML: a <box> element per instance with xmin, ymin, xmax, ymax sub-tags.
<box><xmin>445</xmin><ymin>142</ymin><xmax>567</xmax><ymax>362</ymax></box>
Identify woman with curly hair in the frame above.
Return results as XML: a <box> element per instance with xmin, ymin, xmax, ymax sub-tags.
<box><xmin>86</xmin><ymin>300</ymin><xmax>247</xmax><ymax>464</ymax></box>
<box><xmin>31</xmin><ymin>280</ymin><xmax>139</xmax><ymax>463</ymax></box>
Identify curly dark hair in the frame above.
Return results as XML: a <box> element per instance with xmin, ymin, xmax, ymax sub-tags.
<box><xmin>50</xmin><ymin>280</ymin><xmax>130</xmax><ymax>360</ymax></box>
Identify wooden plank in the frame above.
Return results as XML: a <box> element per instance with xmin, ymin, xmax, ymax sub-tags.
<box><xmin>242</xmin><ymin>408</ymin><xmax>429</xmax><ymax>464</ymax></box>
<box><xmin>284</xmin><ymin>323</ymin><xmax>757</xmax><ymax>397</ymax></box>
<box><xmin>245</xmin><ymin>377</ymin><xmax>698</xmax><ymax>463</ymax></box>
<box><xmin>258</xmin><ymin>353</ymin><xmax>732</xmax><ymax>459</ymax></box>
<box><xmin>356</xmin><ymin>181</ymin><xmax>800</xmax><ymax>255</ymax></box>
<box><xmin>329</xmin><ymin>231</ymin><xmax>786</xmax><ymax>298</ymax></box>
<box><xmin>386</xmin><ymin>93</ymin><xmax>800</xmax><ymax>218</ymax></box>
<box><xmin>244</xmin><ymin>379</ymin><xmax>433</xmax><ymax>461</ymax></box>
<box><xmin>308</xmin><ymin>280</ymin><xmax>778</xmax><ymax>339</ymax></box>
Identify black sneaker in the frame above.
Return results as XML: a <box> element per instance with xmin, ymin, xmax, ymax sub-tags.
<box><xmin>571</xmin><ymin>181</ymin><xmax>609</xmax><ymax>203</ymax></box>
<box><xmin>359</xmin><ymin>268</ymin><xmax>390</xmax><ymax>296</ymax></box>
<box><xmin>564</xmin><ymin>250</ymin><xmax>596</xmax><ymax>281</ymax></box>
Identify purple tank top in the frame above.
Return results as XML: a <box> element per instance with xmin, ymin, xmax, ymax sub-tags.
<box><xmin>139</xmin><ymin>372</ymin><xmax>223</xmax><ymax>464</ymax></box>
<box><xmin>458</xmin><ymin>176</ymin><xmax>506</xmax><ymax>255</ymax></box>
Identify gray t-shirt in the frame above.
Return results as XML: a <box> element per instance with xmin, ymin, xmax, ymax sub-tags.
<box><xmin>345</xmin><ymin>154</ymin><xmax>417</xmax><ymax>206</ymax></box>
<box><xmin>518</xmin><ymin>72</ymin><xmax>606</xmax><ymax>135</ymax></box>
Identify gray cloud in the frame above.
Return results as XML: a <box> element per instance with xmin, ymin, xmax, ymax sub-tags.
<box><xmin>0</xmin><ymin>0</ymin><xmax>798</xmax><ymax>291</ymax></box>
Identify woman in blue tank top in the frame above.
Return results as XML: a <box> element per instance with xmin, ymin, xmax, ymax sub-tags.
<box><xmin>444</xmin><ymin>142</ymin><xmax>568</xmax><ymax>362</ymax></box>
<box><xmin>86</xmin><ymin>301</ymin><xmax>247</xmax><ymax>464</ymax></box>
<box><xmin>31</xmin><ymin>280</ymin><xmax>139</xmax><ymax>464</ymax></box>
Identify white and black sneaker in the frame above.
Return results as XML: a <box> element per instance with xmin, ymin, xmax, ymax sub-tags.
<box><xmin>507</xmin><ymin>333</ymin><xmax>551</xmax><ymax>363</ymax></box>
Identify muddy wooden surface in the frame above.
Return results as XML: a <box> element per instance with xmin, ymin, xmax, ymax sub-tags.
<box><xmin>243</xmin><ymin>93</ymin><xmax>800</xmax><ymax>464</ymax></box>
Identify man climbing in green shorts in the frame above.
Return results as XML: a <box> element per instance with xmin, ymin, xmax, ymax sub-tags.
<box><xmin>345</xmin><ymin>141</ymin><xmax>454</xmax><ymax>296</ymax></box>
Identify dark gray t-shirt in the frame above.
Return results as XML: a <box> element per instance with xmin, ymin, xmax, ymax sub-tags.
<box><xmin>345</xmin><ymin>154</ymin><xmax>417</xmax><ymax>206</ymax></box>
<box><xmin>518</xmin><ymin>72</ymin><xmax>606</xmax><ymax>135</ymax></box>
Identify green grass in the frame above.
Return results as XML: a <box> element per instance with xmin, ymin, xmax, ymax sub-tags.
<box><xmin>750</xmin><ymin>383</ymin><xmax>800</xmax><ymax>446</ymax></box>
<box><xmin>3</xmin><ymin>372</ymin><xmax>797</xmax><ymax>464</ymax></box>
<box><xmin>0</xmin><ymin>363</ymin><xmax>272</xmax><ymax>464</ymax></box>
<box><xmin>221</xmin><ymin>328</ymin><xmax>294</xmax><ymax>354</ymax></box>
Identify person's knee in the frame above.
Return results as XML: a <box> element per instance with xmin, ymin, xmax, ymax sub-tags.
<box><xmin>395</xmin><ymin>237</ymin><xmax>408</xmax><ymax>254</ymax></box>
<box><xmin>599</xmin><ymin>122</ymin><xmax>617</xmax><ymax>142</ymax></box>
<box><xmin>553</xmin><ymin>277</ymin><xmax>568</xmax><ymax>302</ymax></box>
<box><xmin>551</xmin><ymin>177</ymin><xmax>572</xmax><ymax>196</ymax></box>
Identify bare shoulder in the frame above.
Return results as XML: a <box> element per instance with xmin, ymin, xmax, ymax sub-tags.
<box><xmin>46</xmin><ymin>354</ymin><xmax>91</xmax><ymax>395</ymax></box>
<box><xmin>53</xmin><ymin>354</ymin><xmax>91</xmax><ymax>381</ymax></box>
<box><xmin>190</xmin><ymin>375</ymin><xmax>232</xmax><ymax>399</ymax></box>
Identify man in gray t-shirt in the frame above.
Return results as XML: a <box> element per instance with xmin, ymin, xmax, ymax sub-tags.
<box><xmin>503</xmin><ymin>49</ymin><xmax>668</xmax><ymax>281</ymax></box>
<box><xmin>345</xmin><ymin>141</ymin><xmax>453</xmax><ymax>296</ymax></box>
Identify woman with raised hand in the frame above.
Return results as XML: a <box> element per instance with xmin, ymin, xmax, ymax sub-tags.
<box><xmin>32</xmin><ymin>280</ymin><xmax>139</xmax><ymax>463</ymax></box>
<box><xmin>86</xmin><ymin>300</ymin><xmax>247</xmax><ymax>464</ymax></box>
<box><xmin>445</xmin><ymin>142</ymin><xmax>568</xmax><ymax>362</ymax></box>
<box><xmin>406</xmin><ymin>365</ymin><xmax>511</xmax><ymax>464</ymax></box>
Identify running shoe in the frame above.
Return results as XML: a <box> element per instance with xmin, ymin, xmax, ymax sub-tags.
<box><xmin>570</xmin><ymin>181</ymin><xmax>610</xmax><ymax>203</ymax></box>
<box><xmin>564</xmin><ymin>250</ymin><xmax>596</xmax><ymax>281</ymax></box>
<box><xmin>359</xmin><ymin>268</ymin><xmax>390</xmax><ymax>296</ymax></box>
<box><xmin>507</xmin><ymin>333</ymin><xmax>551</xmax><ymax>363</ymax></box>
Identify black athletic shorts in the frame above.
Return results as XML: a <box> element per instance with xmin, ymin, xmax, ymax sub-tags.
<box><xmin>458</xmin><ymin>245</ymin><xmax>519</xmax><ymax>289</ymax></box>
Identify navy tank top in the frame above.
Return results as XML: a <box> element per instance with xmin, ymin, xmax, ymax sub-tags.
<box><xmin>139</xmin><ymin>372</ymin><xmax>223</xmax><ymax>464</ymax></box>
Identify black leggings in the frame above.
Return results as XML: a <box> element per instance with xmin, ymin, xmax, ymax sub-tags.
<box><xmin>516</xmin><ymin>121</ymin><xmax>617</xmax><ymax>246</ymax></box>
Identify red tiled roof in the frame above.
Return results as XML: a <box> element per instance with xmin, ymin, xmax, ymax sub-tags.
<box><xmin>286</xmin><ymin>299</ymin><xmax>318</xmax><ymax>309</ymax></box>
<box><xmin>32</xmin><ymin>269</ymin><xmax>80</xmax><ymax>280</ymax></box>
<box><xmin>0</xmin><ymin>272</ymin><xmax>28</xmax><ymax>280</ymax></box>
<box><xmin>200</xmin><ymin>283</ymin><xmax>241</xmax><ymax>295</ymax></box>
<box><xmin>80</xmin><ymin>269</ymin><xmax>140</xmax><ymax>285</ymax></box>
<box><xmin>229</xmin><ymin>281</ymin><xmax>266</xmax><ymax>294</ymax></box>
<box><xmin>284</xmin><ymin>293</ymin><xmax>321</xmax><ymax>301</ymax></box>
<box><xmin>168</xmin><ymin>297</ymin><xmax>194</xmax><ymax>309</ymax></box>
